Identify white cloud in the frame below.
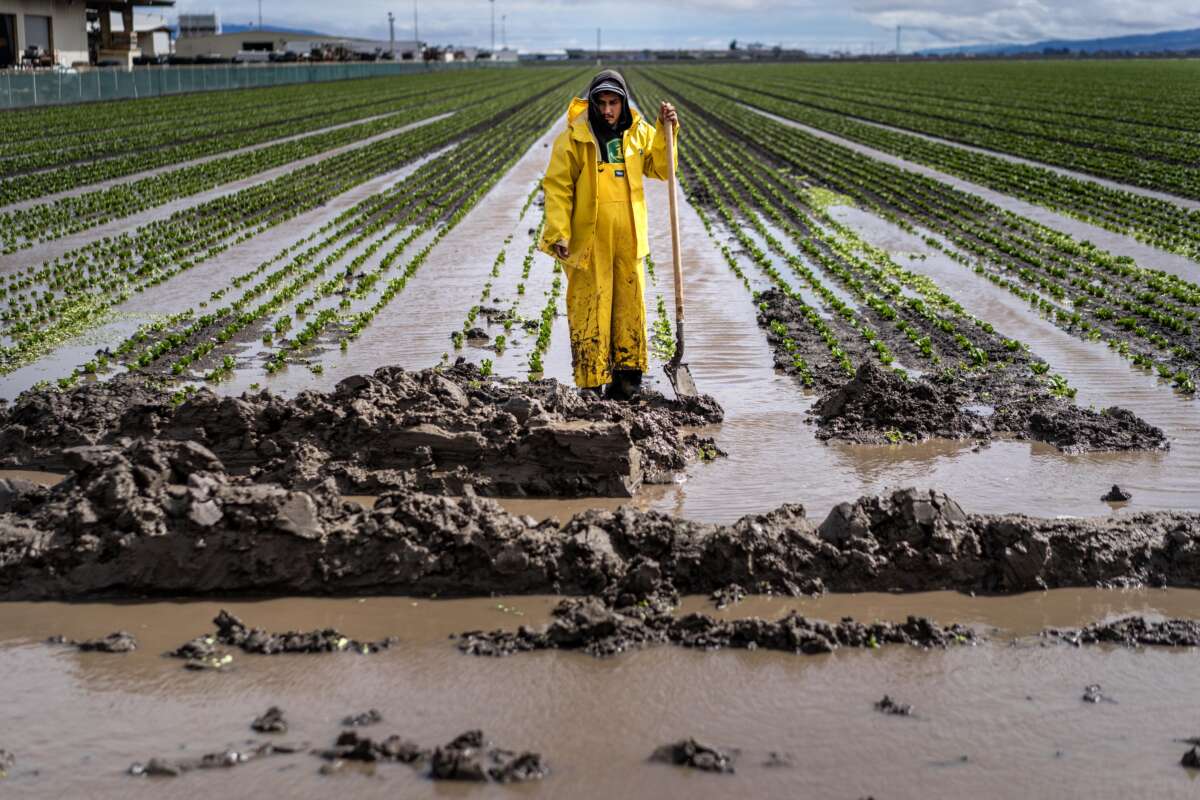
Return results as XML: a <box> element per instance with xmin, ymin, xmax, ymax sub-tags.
<box><xmin>171</xmin><ymin>1</ymin><xmax>1200</xmax><ymax>50</ymax></box>
<box><xmin>852</xmin><ymin>0</ymin><xmax>1200</xmax><ymax>44</ymax></box>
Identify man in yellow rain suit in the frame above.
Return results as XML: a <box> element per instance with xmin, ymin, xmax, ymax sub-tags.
<box><xmin>540</xmin><ymin>70</ymin><xmax>678</xmax><ymax>399</ymax></box>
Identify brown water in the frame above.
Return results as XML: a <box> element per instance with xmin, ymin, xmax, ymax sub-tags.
<box><xmin>1</xmin><ymin>589</ymin><xmax>1198</xmax><ymax>799</ymax></box>
<box><xmin>0</xmin><ymin>469</ymin><xmax>63</xmax><ymax>487</ymax></box>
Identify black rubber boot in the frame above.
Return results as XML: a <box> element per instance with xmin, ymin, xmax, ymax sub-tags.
<box><xmin>605</xmin><ymin>369</ymin><xmax>643</xmax><ymax>401</ymax></box>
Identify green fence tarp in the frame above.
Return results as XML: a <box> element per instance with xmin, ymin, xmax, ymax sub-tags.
<box><xmin>0</xmin><ymin>60</ymin><xmax>510</xmax><ymax>110</ymax></box>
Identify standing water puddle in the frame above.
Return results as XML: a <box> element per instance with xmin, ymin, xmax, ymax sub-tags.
<box><xmin>1</xmin><ymin>589</ymin><xmax>1198</xmax><ymax>799</ymax></box>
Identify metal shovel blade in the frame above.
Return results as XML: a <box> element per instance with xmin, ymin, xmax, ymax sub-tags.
<box><xmin>664</xmin><ymin>356</ymin><xmax>699</xmax><ymax>398</ymax></box>
<box><xmin>664</xmin><ymin>320</ymin><xmax>699</xmax><ymax>398</ymax></box>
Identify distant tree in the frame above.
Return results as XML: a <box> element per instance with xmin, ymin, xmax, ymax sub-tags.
<box><xmin>729</xmin><ymin>39</ymin><xmax>737</xmax><ymax>50</ymax></box>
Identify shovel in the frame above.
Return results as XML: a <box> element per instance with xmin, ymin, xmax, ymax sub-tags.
<box><xmin>662</xmin><ymin>115</ymin><xmax>699</xmax><ymax>399</ymax></box>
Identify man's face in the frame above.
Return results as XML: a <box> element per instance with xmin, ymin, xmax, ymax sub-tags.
<box><xmin>594</xmin><ymin>91</ymin><xmax>623</xmax><ymax>125</ymax></box>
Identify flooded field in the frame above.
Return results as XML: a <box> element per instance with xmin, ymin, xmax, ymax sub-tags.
<box><xmin>4</xmin><ymin>63</ymin><xmax>1200</xmax><ymax>800</ymax></box>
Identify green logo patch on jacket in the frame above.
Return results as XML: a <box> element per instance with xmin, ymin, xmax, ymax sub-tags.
<box><xmin>605</xmin><ymin>138</ymin><xmax>625</xmax><ymax>164</ymax></box>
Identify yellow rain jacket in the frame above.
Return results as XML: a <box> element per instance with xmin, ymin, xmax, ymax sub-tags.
<box><xmin>540</xmin><ymin>92</ymin><xmax>678</xmax><ymax>388</ymax></box>
<box><xmin>540</xmin><ymin>96</ymin><xmax>676</xmax><ymax>269</ymax></box>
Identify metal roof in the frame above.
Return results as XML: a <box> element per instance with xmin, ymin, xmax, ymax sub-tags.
<box><xmin>85</xmin><ymin>1</ymin><xmax>176</xmax><ymax>8</ymax></box>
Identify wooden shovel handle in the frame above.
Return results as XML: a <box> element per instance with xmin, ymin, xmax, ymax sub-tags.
<box><xmin>664</xmin><ymin>117</ymin><xmax>684</xmax><ymax>326</ymax></box>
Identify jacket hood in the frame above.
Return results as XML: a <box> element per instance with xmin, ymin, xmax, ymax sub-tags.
<box><xmin>567</xmin><ymin>70</ymin><xmax>643</xmax><ymax>141</ymax></box>
<box><xmin>586</xmin><ymin>69</ymin><xmax>630</xmax><ymax>101</ymax></box>
<box><xmin>586</xmin><ymin>69</ymin><xmax>633</xmax><ymax>141</ymax></box>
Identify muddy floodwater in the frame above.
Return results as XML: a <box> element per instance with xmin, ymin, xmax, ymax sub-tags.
<box><xmin>2</xmin><ymin>589</ymin><xmax>1199</xmax><ymax>799</ymax></box>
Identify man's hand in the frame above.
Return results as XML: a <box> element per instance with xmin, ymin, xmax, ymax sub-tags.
<box><xmin>552</xmin><ymin>240</ymin><xmax>569</xmax><ymax>260</ymax></box>
<box><xmin>659</xmin><ymin>101</ymin><xmax>678</xmax><ymax>127</ymax></box>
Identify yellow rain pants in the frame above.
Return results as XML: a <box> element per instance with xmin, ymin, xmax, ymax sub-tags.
<box><xmin>565</xmin><ymin>162</ymin><xmax>648</xmax><ymax>388</ymax></box>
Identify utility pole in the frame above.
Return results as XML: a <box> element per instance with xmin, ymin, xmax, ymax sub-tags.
<box><xmin>596</xmin><ymin>27</ymin><xmax>601</xmax><ymax>66</ymax></box>
<box><xmin>895</xmin><ymin>25</ymin><xmax>901</xmax><ymax>62</ymax></box>
<box><xmin>501</xmin><ymin>14</ymin><xmax>506</xmax><ymax>49</ymax></box>
<box><xmin>257</xmin><ymin>0</ymin><xmax>262</xmax><ymax>29</ymax></box>
<box><xmin>414</xmin><ymin>0</ymin><xmax>420</xmax><ymax>59</ymax></box>
<box><xmin>490</xmin><ymin>0</ymin><xmax>495</xmax><ymax>53</ymax></box>
<box><xmin>388</xmin><ymin>12</ymin><xmax>395</xmax><ymax>58</ymax></box>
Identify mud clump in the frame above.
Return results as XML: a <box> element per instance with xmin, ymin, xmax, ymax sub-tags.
<box><xmin>0</xmin><ymin>749</ymin><xmax>14</xmax><ymax>777</ymax></box>
<box><xmin>342</xmin><ymin>709</ymin><xmax>384</xmax><ymax>727</ymax></box>
<box><xmin>0</xmin><ymin>363</ymin><xmax>724</xmax><ymax>498</ymax></box>
<box><xmin>1042</xmin><ymin>616</ymin><xmax>1200</xmax><ymax>648</ymax></box>
<box><xmin>320</xmin><ymin>730</ymin><xmax>426</xmax><ymax>764</ymax></box>
<box><xmin>457</xmin><ymin>598</ymin><xmax>670</xmax><ymax>658</ymax></box>
<box><xmin>813</xmin><ymin>362</ymin><xmax>988</xmax><ymax>443</ymax></box>
<box><xmin>1082</xmin><ymin>684</ymin><xmax>1116</xmax><ymax>704</ymax></box>
<box><xmin>128</xmin><ymin>742</ymin><xmax>303</xmax><ymax>777</ymax></box>
<box><xmin>168</xmin><ymin>610</ymin><xmax>397</xmax><ymax>659</ymax></box>
<box><xmin>457</xmin><ymin>598</ymin><xmax>976</xmax><ymax>659</ymax></box>
<box><xmin>167</xmin><ymin>634</ymin><xmax>229</xmax><ymax>669</ymax></box>
<box><xmin>1182</xmin><ymin>747</ymin><xmax>1200</xmax><ymax>769</ymax></box>
<box><xmin>710</xmin><ymin>584</ymin><xmax>747</xmax><ymax>609</ymax></box>
<box><xmin>47</xmin><ymin>631</ymin><xmax>137</xmax><ymax>653</ymax></box>
<box><xmin>430</xmin><ymin>730</ymin><xmax>547</xmax><ymax>783</ymax></box>
<box><xmin>319</xmin><ymin>729</ymin><xmax>546</xmax><ymax>783</ymax></box>
<box><xmin>874</xmin><ymin>695</ymin><xmax>914</xmax><ymax>716</ymax></box>
<box><xmin>1102</xmin><ymin>485</ymin><xmax>1133</xmax><ymax>502</ymax></box>
<box><xmin>4</xmin><ymin>444</ymin><xmax>1200</xmax><ymax>601</ymax></box>
<box><xmin>812</xmin><ymin>361</ymin><xmax>1167</xmax><ymax>453</ymax></box>
<box><xmin>650</xmin><ymin>739</ymin><xmax>736</xmax><ymax>773</ymax></box>
<box><xmin>251</xmin><ymin>707</ymin><xmax>288</xmax><ymax>734</ymax></box>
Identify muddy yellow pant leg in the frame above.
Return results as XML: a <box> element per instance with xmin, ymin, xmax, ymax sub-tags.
<box><xmin>565</xmin><ymin>253</ymin><xmax>612</xmax><ymax>389</ymax></box>
<box><xmin>610</xmin><ymin>249</ymin><xmax>648</xmax><ymax>373</ymax></box>
<box><xmin>565</xmin><ymin>163</ymin><xmax>647</xmax><ymax>388</ymax></box>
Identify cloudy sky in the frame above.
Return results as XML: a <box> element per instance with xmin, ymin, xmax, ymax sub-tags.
<box><xmin>170</xmin><ymin>1</ymin><xmax>1200</xmax><ymax>52</ymax></box>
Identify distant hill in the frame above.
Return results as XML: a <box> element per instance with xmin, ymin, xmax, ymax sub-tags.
<box><xmin>921</xmin><ymin>27</ymin><xmax>1200</xmax><ymax>56</ymax></box>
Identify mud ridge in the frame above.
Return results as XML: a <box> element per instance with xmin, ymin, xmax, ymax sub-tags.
<box><xmin>1042</xmin><ymin>616</ymin><xmax>1200</xmax><ymax>648</ymax></box>
<box><xmin>4</xmin><ymin>444</ymin><xmax>1199</xmax><ymax>601</ymax></box>
<box><xmin>0</xmin><ymin>363</ymin><xmax>724</xmax><ymax>498</ymax></box>
<box><xmin>455</xmin><ymin>597</ymin><xmax>977</xmax><ymax>658</ymax></box>
<box><xmin>166</xmin><ymin>609</ymin><xmax>397</xmax><ymax>666</ymax></box>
